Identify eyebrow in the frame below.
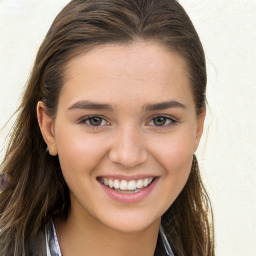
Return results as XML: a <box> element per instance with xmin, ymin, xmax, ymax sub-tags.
<box><xmin>143</xmin><ymin>100</ymin><xmax>186</xmax><ymax>111</ymax></box>
<box><xmin>68</xmin><ymin>99</ymin><xmax>186</xmax><ymax>112</ymax></box>
<box><xmin>68</xmin><ymin>100</ymin><xmax>114</xmax><ymax>111</ymax></box>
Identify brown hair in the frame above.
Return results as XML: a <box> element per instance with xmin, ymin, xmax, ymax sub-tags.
<box><xmin>0</xmin><ymin>0</ymin><xmax>214</xmax><ymax>255</ymax></box>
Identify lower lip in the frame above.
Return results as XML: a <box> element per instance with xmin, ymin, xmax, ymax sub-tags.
<box><xmin>98</xmin><ymin>178</ymin><xmax>158</xmax><ymax>204</ymax></box>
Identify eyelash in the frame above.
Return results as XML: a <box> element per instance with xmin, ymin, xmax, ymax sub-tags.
<box><xmin>147</xmin><ymin>115</ymin><xmax>178</xmax><ymax>128</ymax></box>
<box><xmin>77</xmin><ymin>115</ymin><xmax>178</xmax><ymax>129</ymax></box>
<box><xmin>78</xmin><ymin>115</ymin><xmax>110</xmax><ymax>129</ymax></box>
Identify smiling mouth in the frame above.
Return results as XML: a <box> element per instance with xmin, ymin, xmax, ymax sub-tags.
<box><xmin>98</xmin><ymin>177</ymin><xmax>156</xmax><ymax>193</ymax></box>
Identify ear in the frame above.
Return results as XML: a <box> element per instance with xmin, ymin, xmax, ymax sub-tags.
<box><xmin>194</xmin><ymin>106</ymin><xmax>206</xmax><ymax>151</ymax></box>
<box><xmin>37</xmin><ymin>101</ymin><xmax>58</xmax><ymax>156</ymax></box>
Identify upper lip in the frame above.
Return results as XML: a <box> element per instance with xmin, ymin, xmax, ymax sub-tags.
<box><xmin>97</xmin><ymin>174</ymin><xmax>158</xmax><ymax>181</ymax></box>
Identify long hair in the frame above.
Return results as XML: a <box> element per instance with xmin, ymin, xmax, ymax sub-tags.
<box><xmin>0</xmin><ymin>0</ymin><xmax>214</xmax><ymax>255</ymax></box>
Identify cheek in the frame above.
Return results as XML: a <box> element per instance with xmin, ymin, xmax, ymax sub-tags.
<box><xmin>165</xmin><ymin>136</ymin><xmax>194</xmax><ymax>179</ymax></box>
<box><xmin>148</xmin><ymin>128</ymin><xmax>195</xmax><ymax>202</ymax></box>
<box><xmin>54</xmin><ymin>126</ymin><xmax>106</xmax><ymax>177</ymax></box>
<box><xmin>150</xmin><ymin>127</ymin><xmax>196</xmax><ymax>171</ymax></box>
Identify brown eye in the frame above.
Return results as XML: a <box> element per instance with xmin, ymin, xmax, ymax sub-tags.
<box><xmin>87</xmin><ymin>116</ymin><xmax>104</xmax><ymax>126</ymax></box>
<box><xmin>78</xmin><ymin>115</ymin><xmax>110</xmax><ymax>128</ymax></box>
<box><xmin>149</xmin><ymin>115</ymin><xmax>177</xmax><ymax>127</ymax></box>
<box><xmin>152</xmin><ymin>116</ymin><xmax>168</xmax><ymax>126</ymax></box>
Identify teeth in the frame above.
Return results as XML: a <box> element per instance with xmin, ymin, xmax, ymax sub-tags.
<box><xmin>108</xmin><ymin>179</ymin><xmax>114</xmax><ymax>188</ymax></box>
<box><xmin>100</xmin><ymin>177</ymin><xmax>155</xmax><ymax>192</ymax></box>
<box><xmin>114</xmin><ymin>179</ymin><xmax>120</xmax><ymax>189</ymax></box>
<box><xmin>127</xmin><ymin>180</ymin><xmax>136</xmax><ymax>190</ymax></box>
<box><xmin>103</xmin><ymin>178</ymin><xmax>109</xmax><ymax>186</ymax></box>
<box><xmin>143</xmin><ymin>178</ymin><xmax>148</xmax><ymax>187</ymax></box>
<box><xmin>120</xmin><ymin>180</ymin><xmax>128</xmax><ymax>190</ymax></box>
<box><xmin>136</xmin><ymin>179</ymin><xmax>143</xmax><ymax>189</ymax></box>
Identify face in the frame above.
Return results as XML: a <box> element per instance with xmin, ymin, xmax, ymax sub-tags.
<box><xmin>38</xmin><ymin>41</ymin><xmax>205</xmax><ymax>233</ymax></box>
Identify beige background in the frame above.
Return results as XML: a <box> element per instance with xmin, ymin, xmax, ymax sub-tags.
<box><xmin>0</xmin><ymin>0</ymin><xmax>255</xmax><ymax>255</ymax></box>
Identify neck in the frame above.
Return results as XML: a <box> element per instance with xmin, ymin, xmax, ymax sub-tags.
<box><xmin>55</xmin><ymin>204</ymin><xmax>161</xmax><ymax>256</ymax></box>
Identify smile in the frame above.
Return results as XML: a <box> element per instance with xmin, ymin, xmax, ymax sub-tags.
<box><xmin>99</xmin><ymin>177</ymin><xmax>156</xmax><ymax>193</ymax></box>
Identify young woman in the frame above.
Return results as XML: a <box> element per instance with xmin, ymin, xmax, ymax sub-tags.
<box><xmin>0</xmin><ymin>0</ymin><xmax>214</xmax><ymax>255</ymax></box>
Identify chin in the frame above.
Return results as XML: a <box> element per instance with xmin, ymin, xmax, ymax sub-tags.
<box><xmin>97</xmin><ymin>209</ymin><xmax>161</xmax><ymax>234</ymax></box>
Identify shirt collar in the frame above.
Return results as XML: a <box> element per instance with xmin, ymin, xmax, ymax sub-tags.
<box><xmin>45</xmin><ymin>220</ymin><xmax>174</xmax><ymax>256</ymax></box>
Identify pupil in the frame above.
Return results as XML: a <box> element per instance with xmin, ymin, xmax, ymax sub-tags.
<box><xmin>89</xmin><ymin>117</ymin><xmax>102</xmax><ymax>126</ymax></box>
<box><xmin>153</xmin><ymin>117</ymin><xmax>166</xmax><ymax>126</ymax></box>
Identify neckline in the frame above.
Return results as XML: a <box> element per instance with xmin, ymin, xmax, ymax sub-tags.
<box><xmin>46</xmin><ymin>220</ymin><xmax>175</xmax><ymax>256</ymax></box>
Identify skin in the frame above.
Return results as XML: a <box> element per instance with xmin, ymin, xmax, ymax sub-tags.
<box><xmin>37</xmin><ymin>41</ymin><xmax>205</xmax><ymax>256</ymax></box>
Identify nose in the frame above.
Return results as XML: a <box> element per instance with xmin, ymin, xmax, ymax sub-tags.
<box><xmin>108</xmin><ymin>126</ymin><xmax>147</xmax><ymax>168</ymax></box>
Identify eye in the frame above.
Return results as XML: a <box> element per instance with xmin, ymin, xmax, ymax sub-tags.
<box><xmin>148</xmin><ymin>115</ymin><xmax>177</xmax><ymax>127</ymax></box>
<box><xmin>79</xmin><ymin>116</ymin><xmax>110</xmax><ymax>127</ymax></box>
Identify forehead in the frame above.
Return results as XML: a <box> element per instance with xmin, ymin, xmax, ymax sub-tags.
<box><xmin>59</xmin><ymin>41</ymin><xmax>194</xmax><ymax>109</ymax></box>
<box><xmin>64</xmin><ymin>41</ymin><xmax>188</xmax><ymax>82</ymax></box>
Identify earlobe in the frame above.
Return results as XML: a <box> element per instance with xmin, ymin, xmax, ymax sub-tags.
<box><xmin>194</xmin><ymin>107</ymin><xmax>206</xmax><ymax>151</ymax></box>
<box><xmin>37</xmin><ymin>101</ymin><xmax>58</xmax><ymax>156</ymax></box>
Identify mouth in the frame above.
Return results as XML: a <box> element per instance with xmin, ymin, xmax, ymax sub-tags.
<box><xmin>98</xmin><ymin>177</ymin><xmax>156</xmax><ymax>194</ymax></box>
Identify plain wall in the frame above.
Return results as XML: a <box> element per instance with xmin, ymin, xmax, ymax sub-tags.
<box><xmin>0</xmin><ymin>0</ymin><xmax>255</xmax><ymax>255</ymax></box>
